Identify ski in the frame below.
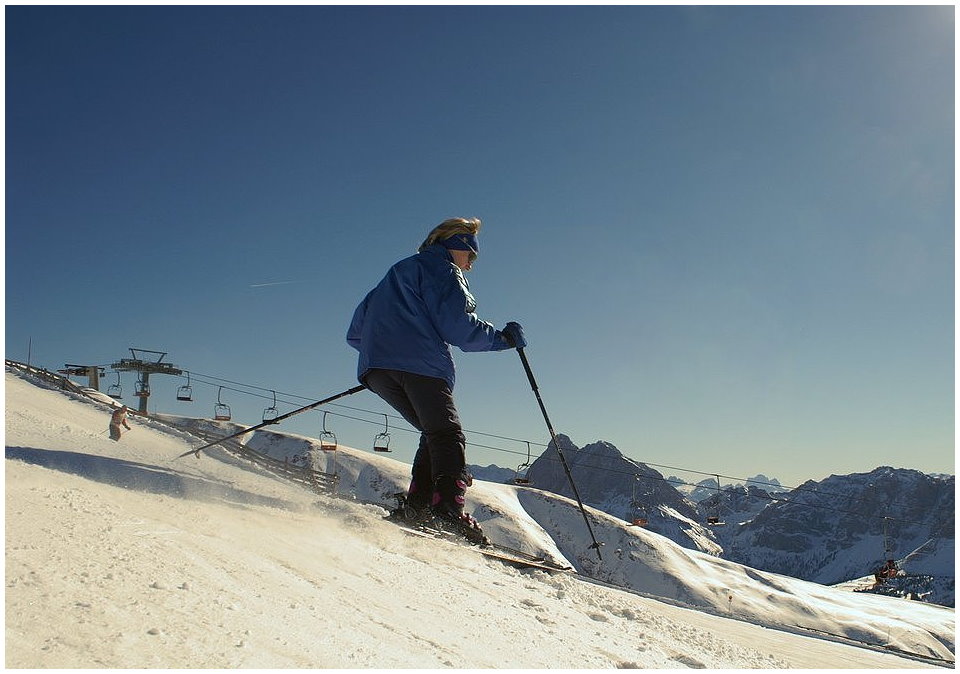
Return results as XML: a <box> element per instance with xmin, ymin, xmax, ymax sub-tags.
<box><xmin>382</xmin><ymin>507</ymin><xmax>572</xmax><ymax>574</ymax></box>
<box><xmin>395</xmin><ymin>523</ymin><xmax>572</xmax><ymax>573</ymax></box>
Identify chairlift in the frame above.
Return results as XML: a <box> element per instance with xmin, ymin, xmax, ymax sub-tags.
<box><xmin>872</xmin><ymin>516</ymin><xmax>899</xmax><ymax>582</ymax></box>
<box><xmin>319</xmin><ymin>411</ymin><xmax>337</xmax><ymax>451</ymax></box>
<box><xmin>262</xmin><ymin>390</ymin><xmax>279</xmax><ymax>424</ymax></box>
<box><xmin>513</xmin><ymin>441</ymin><xmax>533</xmax><ymax>485</ymax></box>
<box><xmin>134</xmin><ymin>376</ymin><xmax>151</xmax><ymax>398</ymax></box>
<box><xmin>107</xmin><ymin>372</ymin><xmax>123</xmax><ymax>399</ymax></box>
<box><xmin>373</xmin><ymin>414</ymin><xmax>391</xmax><ymax>453</ymax></box>
<box><xmin>706</xmin><ymin>475</ymin><xmax>726</xmax><ymax>526</ymax></box>
<box><xmin>176</xmin><ymin>372</ymin><xmax>194</xmax><ymax>402</ymax></box>
<box><xmin>628</xmin><ymin>474</ymin><xmax>649</xmax><ymax>527</ymax></box>
<box><xmin>214</xmin><ymin>386</ymin><xmax>232</xmax><ymax>421</ymax></box>
<box><xmin>882</xmin><ymin>516</ymin><xmax>896</xmax><ymax>561</ymax></box>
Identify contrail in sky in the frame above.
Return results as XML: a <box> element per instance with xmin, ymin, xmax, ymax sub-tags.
<box><xmin>249</xmin><ymin>280</ymin><xmax>300</xmax><ymax>288</ymax></box>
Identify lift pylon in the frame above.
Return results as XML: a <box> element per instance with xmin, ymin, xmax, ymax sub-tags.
<box><xmin>58</xmin><ymin>364</ymin><xmax>105</xmax><ymax>391</ymax></box>
<box><xmin>110</xmin><ymin>348</ymin><xmax>183</xmax><ymax>414</ymax></box>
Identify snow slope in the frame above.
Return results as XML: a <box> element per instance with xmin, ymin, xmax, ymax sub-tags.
<box><xmin>5</xmin><ymin>369</ymin><xmax>954</xmax><ymax>668</ymax></box>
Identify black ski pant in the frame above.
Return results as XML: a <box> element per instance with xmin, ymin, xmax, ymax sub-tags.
<box><xmin>362</xmin><ymin>368</ymin><xmax>466</xmax><ymax>506</ymax></box>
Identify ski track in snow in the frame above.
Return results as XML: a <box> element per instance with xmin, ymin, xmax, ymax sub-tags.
<box><xmin>4</xmin><ymin>369</ymin><xmax>951</xmax><ymax>668</ymax></box>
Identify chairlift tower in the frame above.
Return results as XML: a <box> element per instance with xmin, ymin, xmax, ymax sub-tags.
<box><xmin>58</xmin><ymin>364</ymin><xmax>106</xmax><ymax>391</ymax></box>
<box><xmin>110</xmin><ymin>348</ymin><xmax>183</xmax><ymax>414</ymax></box>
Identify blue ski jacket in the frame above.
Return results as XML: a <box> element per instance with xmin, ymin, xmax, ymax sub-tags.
<box><xmin>347</xmin><ymin>244</ymin><xmax>511</xmax><ymax>390</ymax></box>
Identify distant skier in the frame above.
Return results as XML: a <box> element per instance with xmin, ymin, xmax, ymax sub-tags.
<box><xmin>109</xmin><ymin>405</ymin><xmax>131</xmax><ymax>441</ymax></box>
<box><xmin>347</xmin><ymin>217</ymin><xmax>525</xmax><ymax>544</ymax></box>
<box><xmin>874</xmin><ymin>559</ymin><xmax>899</xmax><ymax>585</ymax></box>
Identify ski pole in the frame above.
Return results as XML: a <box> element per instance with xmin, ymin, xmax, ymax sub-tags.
<box><xmin>176</xmin><ymin>384</ymin><xmax>365</xmax><ymax>459</ymax></box>
<box><xmin>516</xmin><ymin>347</ymin><xmax>603</xmax><ymax>561</ymax></box>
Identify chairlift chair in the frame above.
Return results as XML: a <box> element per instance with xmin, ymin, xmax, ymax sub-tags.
<box><xmin>214</xmin><ymin>386</ymin><xmax>232</xmax><ymax>421</ymax></box>
<box><xmin>176</xmin><ymin>372</ymin><xmax>193</xmax><ymax>402</ymax></box>
<box><xmin>262</xmin><ymin>390</ymin><xmax>280</xmax><ymax>424</ymax></box>
<box><xmin>706</xmin><ymin>474</ymin><xmax>726</xmax><ymax>526</ymax></box>
<box><xmin>319</xmin><ymin>411</ymin><xmax>337</xmax><ymax>451</ymax></box>
<box><xmin>513</xmin><ymin>441</ymin><xmax>533</xmax><ymax>485</ymax></box>
<box><xmin>107</xmin><ymin>372</ymin><xmax>123</xmax><ymax>400</ymax></box>
<box><xmin>373</xmin><ymin>414</ymin><xmax>391</xmax><ymax>453</ymax></box>
<box><xmin>134</xmin><ymin>378</ymin><xmax>151</xmax><ymax>398</ymax></box>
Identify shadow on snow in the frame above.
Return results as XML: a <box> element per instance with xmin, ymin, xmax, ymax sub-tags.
<box><xmin>6</xmin><ymin>446</ymin><xmax>295</xmax><ymax>511</ymax></box>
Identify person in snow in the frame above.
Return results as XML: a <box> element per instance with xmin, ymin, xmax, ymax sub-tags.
<box><xmin>874</xmin><ymin>559</ymin><xmax>899</xmax><ymax>585</ymax></box>
<box><xmin>347</xmin><ymin>217</ymin><xmax>526</xmax><ymax>543</ymax></box>
<box><xmin>109</xmin><ymin>405</ymin><xmax>131</xmax><ymax>441</ymax></box>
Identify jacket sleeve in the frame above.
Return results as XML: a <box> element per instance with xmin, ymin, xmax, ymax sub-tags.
<box><xmin>430</xmin><ymin>267</ymin><xmax>511</xmax><ymax>352</ymax></box>
<box><xmin>346</xmin><ymin>291</ymin><xmax>371</xmax><ymax>352</ymax></box>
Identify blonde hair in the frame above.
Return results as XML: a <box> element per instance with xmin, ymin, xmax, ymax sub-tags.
<box><xmin>418</xmin><ymin>217</ymin><xmax>482</xmax><ymax>252</ymax></box>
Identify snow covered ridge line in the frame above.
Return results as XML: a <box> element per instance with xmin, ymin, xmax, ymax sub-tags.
<box><xmin>504</xmin><ymin>430</ymin><xmax>954</xmax><ymax>608</ymax></box>
<box><xmin>5</xmin><ymin>366</ymin><xmax>955</xmax><ymax>665</ymax></box>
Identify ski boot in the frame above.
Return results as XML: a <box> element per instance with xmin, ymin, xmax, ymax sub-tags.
<box><xmin>430</xmin><ymin>474</ymin><xmax>490</xmax><ymax>546</ymax></box>
<box><xmin>384</xmin><ymin>490</ymin><xmax>433</xmax><ymax>526</ymax></box>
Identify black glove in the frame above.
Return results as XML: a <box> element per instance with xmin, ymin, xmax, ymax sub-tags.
<box><xmin>501</xmin><ymin>321</ymin><xmax>527</xmax><ymax>349</ymax></box>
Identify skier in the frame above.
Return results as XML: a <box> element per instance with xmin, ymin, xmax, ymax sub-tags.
<box><xmin>109</xmin><ymin>405</ymin><xmax>131</xmax><ymax>441</ymax></box>
<box><xmin>873</xmin><ymin>559</ymin><xmax>899</xmax><ymax>585</ymax></box>
<box><xmin>347</xmin><ymin>217</ymin><xmax>526</xmax><ymax>543</ymax></box>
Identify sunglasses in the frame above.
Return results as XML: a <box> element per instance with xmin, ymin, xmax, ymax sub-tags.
<box><xmin>464</xmin><ymin>239</ymin><xmax>478</xmax><ymax>264</ymax></box>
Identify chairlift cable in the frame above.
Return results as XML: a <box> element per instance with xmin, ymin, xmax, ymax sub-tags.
<box><xmin>175</xmin><ymin>369</ymin><xmax>945</xmax><ymax>526</ymax></box>
<box><xmin>73</xmin><ymin>362</ymin><xmax>946</xmax><ymax>530</ymax></box>
<box><xmin>176</xmin><ymin>384</ymin><xmax>365</xmax><ymax>459</ymax></box>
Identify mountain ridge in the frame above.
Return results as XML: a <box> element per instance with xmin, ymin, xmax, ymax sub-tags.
<box><xmin>471</xmin><ymin>436</ymin><xmax>954</xmax><ymax>606</ymax></box>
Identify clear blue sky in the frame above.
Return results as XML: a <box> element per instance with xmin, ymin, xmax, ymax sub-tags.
<box><xmin>6</xmin><ymin>6</ymin><xmax>954</xmax><ymax>488</ymax></box>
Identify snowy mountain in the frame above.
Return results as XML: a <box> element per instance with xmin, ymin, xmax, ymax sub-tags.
<box><xmin>745</xmin><ymin>473</ymin><xmax>785</xmax><ymax>491</ymax></box>
<box><xmin>696</xmin><ymin>483</ymin><xmax>779</xmax><ymax>528</ymax></box>
<box><xmin>5</xmin><ymin>365</ymin><xmax>955</xmax><ymax>667</ymax></box>
<box><xmin>524</xmin><ymin>434</ymin><xmax>721</xmax><ymax>555</ymax></box>
<box><xmin>721</xmin><ymin>467</ymin><xmax>955</xmax><ymax>606</ymax></box>
<box><xmin>668</xmin><ymin>474</ymin><xmax>786</xmax><ymax>502</ymax></box>
<box><xmin>687</xmin><ymin>477</ymin><xmax>729</xmax><ymax>503</ymax></box>
<box><xmin>516</xmin><ymin>435</ymin><xmax>955</xmax><ymax>607</ymax></box>
<box><xmin>467</xmin><ymin>463</ymin><xmax>518</xmax><ymax>484</ymax></box>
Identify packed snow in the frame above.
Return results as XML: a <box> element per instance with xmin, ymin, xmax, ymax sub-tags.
<box><xmin>5</xmin><ymin>368</ymin><xmax>954</xmax><ymax>668</ymax></box>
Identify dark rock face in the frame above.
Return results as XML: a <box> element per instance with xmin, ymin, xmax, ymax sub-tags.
<box><xmin>524</xmin><ymin>434</ymin><xmax>719</xmax><ymax>553</ymax></box>
<box><xmin>722</xmin><ymin>467</ymin><xmax>954</xmax><ymax>601</ymax></box>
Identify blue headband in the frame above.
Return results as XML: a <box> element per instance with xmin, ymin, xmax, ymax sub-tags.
<box><xmin>441</xmin><ymin>233</ymin><xmax>479</xmax><ymax>255</ymax></box>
